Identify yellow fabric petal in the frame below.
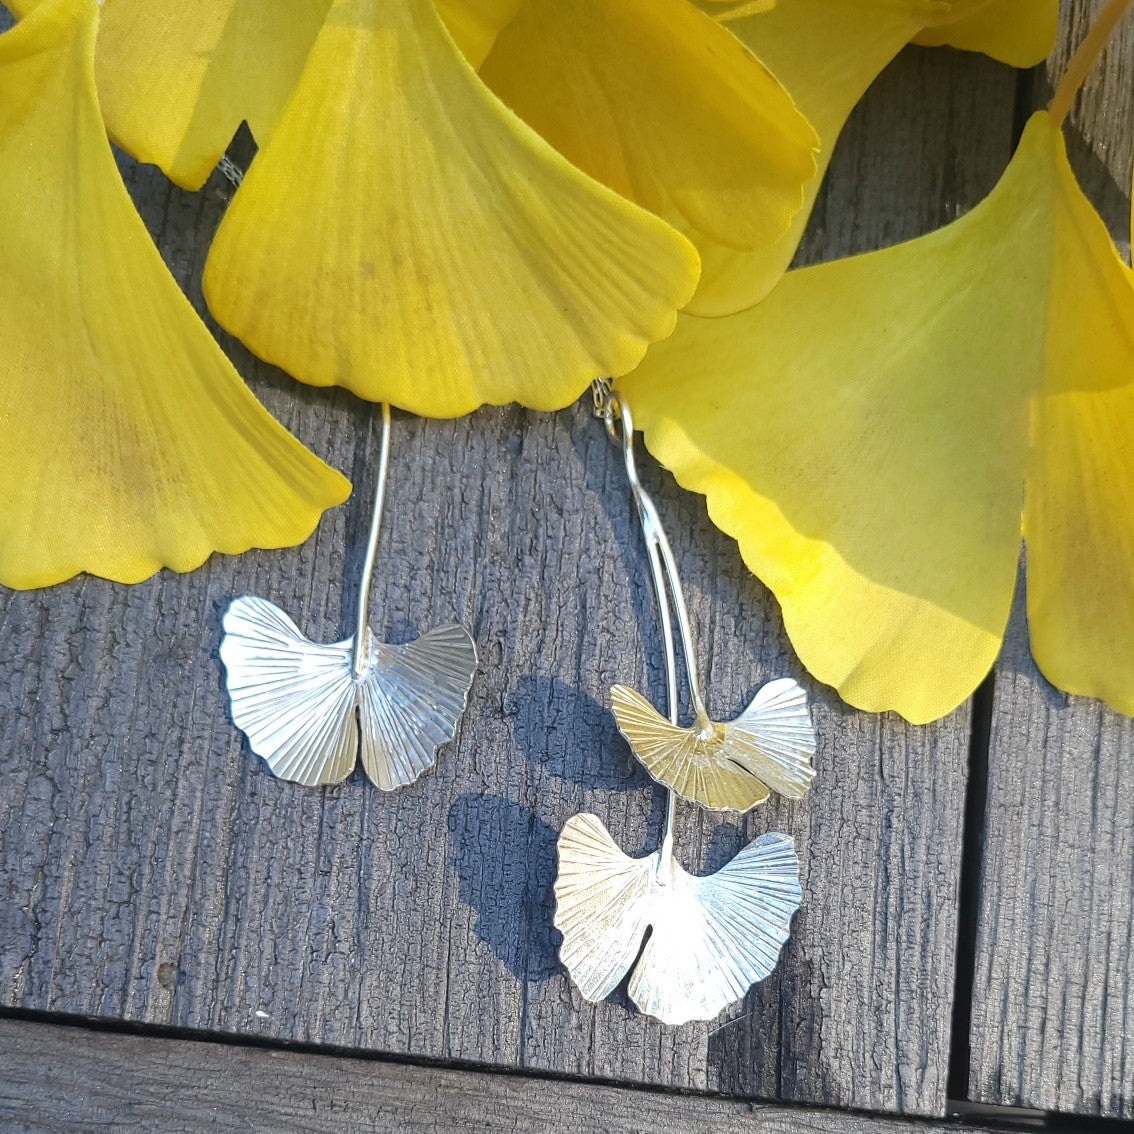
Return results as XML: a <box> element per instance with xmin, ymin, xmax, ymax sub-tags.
<box><xmin>622</xmin><ymin>114</ymin><xmax>1106</xmax><ymax>722</ymax></box>
<box><xmin>0</xmin><ymin>0</ymin><xmax>349</xmax><ymax>590</ymax></box>
<box><xmin>475</xmin><ymin>0</ymin><xmax>817</xmax><ymax>262</ymax></box>
<box><xmin>691</xmin><ymin>0</ymin><xmax>1057</xmax><ymax>315</ymax></box>
<box><xmin>1023</xmin><ymin>123</ymin><xmax>1134</xmax><ymax>715</ymax></box>
<box><xmin>434</xmin><ymin>0</ymin><xmax>520</xmax><ymax>66</ymax></box>
<box><xmin>203</xmin><ymin>0</ymin><xmax>699</xmax><ymax>419</ymax></box>
<box><xmin>4</xmin><ymin>0</ymin><xmax>332</xmax><ymax>190</ymax></box>
<box><xmin>913</xmin><ymin>0</ymin><xmax>1059</xmax><ymax>67</ymax></box>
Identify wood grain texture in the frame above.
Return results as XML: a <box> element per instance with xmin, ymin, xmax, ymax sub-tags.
<box><xmin>970</xmin><ymin>596</ymin><xmax>1134</xmax><ymax>1119</ymax></box>
<box><xmin>0</xmin><ymin>12</ymin><xmax>1019</xmax><ymax>1120</ymax></box>
<box><xmin>967</xmin><ymin>2</ymin><xmax>1134</xmax><ymax>1119</ymax></box>
<box><xmin>0</xmin><ymin>1017</ymin><xmax>994</xmax><ymax>1134</ymax></box>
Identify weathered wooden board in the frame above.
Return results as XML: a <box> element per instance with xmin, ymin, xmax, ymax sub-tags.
<box><xmin>0</xmin><ymin>1017</ymin><xmax>998</xmax><ymax>1134</ymax></box>
<box><xmin>970</xmin><ymin>597</ymin><xmax>1134</xmax><ymax>1120</ymax></box>
<box><xmin>0</xmin><ymin>10</ymin><xmax>1019</xmax><ymax>1119</ymax></box>
<box><xmin>967</xmin><ymin>1</ymin><xmax>1134</xmax><ymax>1120</ymax></box>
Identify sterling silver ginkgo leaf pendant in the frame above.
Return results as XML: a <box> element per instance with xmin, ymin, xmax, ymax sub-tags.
<box><xmin>555</xmin><ymin>813</ymin><xmax>801</xmax><ymax>1026</ymax></box>
<box><xmin>220</xmin><ymin>600</ymin><xmax>475</xmax><ymax>788</ymax></box>
<box><xmin>610</xmin><ymin>678</ymin><xmax>814</xmax><ymax>812</ymax></box>
<box><xmin>220</xmin><ymin>404</ymin><xmax>477</xmax><ymax>789</ymax></box>
<box><xmin>554</xmin><ymin>382</ymin><xmax>812</xmax><ymax>1025</ymax></box>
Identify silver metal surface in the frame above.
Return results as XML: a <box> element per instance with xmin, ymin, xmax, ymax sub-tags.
<box><xmin>555</xmin><ymin>813</ymin><xmax>801</xmax><ymax>1026</ymax></box>
<box><xmin>219</xmin><ymin>405</ymin><xmax>477</xmax><ymax>789</ymax></box>
<box><xmin>553</xmin><ymin>384</ymin><xmax>807</xmax><ymax>1024</ymax></box>
<box><xmin>216</xmin><ymin>154</ymin><xmax>244</xmax><ymax>187</ymax></box>
<box><xmin>351</xmin><ymin>403</ymin><xmax>392</xmax><ymax>677</ymax></box>
<box><xmin>602</xmin><ymin>390</ymin><xmax>815</xmax><ymax>810</ymax></box>
<box><xmin>610</xmin><ymin>678</ymin><xmax>815</xmax><ymax>812</ymax></box>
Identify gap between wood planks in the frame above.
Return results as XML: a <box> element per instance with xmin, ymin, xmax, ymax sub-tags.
<box><xmin>946</xmin><ymin>671</ymin><xmax>997</xmax><ymax>1108</ymax></box>
<box><xmin>2</xmin><ymin>1007</ymin><xmax>1131</xmax><ymax>1134</ymax></box>
<box><xmin>945</xmin><ymin>60</ymin><xmax>1043</xmax><ymax>1109</ymax></box>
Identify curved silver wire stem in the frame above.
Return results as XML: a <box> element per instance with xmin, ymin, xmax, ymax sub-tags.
<box><xmin>351</xmin><ymin>402</ymin><xmax>392</xmax><ymax>677</ymax></box>
<box><xmin>602</xmin><ymin>391</ymin><xmax>710</xmax><ymax>869</ymax></box>
<box><xmin>611</xmin><ymin>401</ymin><xmax>709</xmax><ymax>728</ymax></box>
<box><xmin>641</xmin><ymin>513</ymin><xmax>678</xmax><ymax>868</ymax></box>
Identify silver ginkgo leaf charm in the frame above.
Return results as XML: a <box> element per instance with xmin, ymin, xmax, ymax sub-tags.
<box><xmin>554</xmin><ymin>382</ymin><xmax>810</xmax><ymax>1025</ymax></box>
<box><xmin>220</xmin><ymin>404</ymin><xmax>476</xmax><ymax>790</ymax></box>
<box><xmin>610</xmin><ymin>677</ymin><xmax>815</xmax><ymax>812</ymax></box>
<box><xmin>220</xmin><ymin>597</ymin><xmax>476</xmax><ymax>789</ymax></box>
<box><xmin>554</xmin><ymin>813</ymin><xmax>801</xmax><ymax>1026</ymax></box>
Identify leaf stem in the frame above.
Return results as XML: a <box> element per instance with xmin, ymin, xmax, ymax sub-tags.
<box><xmin>1049</xmin><ymin>0</ymin><xmax>1134</xmax><ymax>128</ymax></box>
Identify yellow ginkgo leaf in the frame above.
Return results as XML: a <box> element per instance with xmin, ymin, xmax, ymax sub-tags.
<box><xmin>621</xmin><ymin>111</ymin><xmax>1134</xmax><ymax>722</ymax></box>
<box><xmin>698</xmin><ymin>0</ymin><xmax>774</xmax><ymax>16</ymax></box>
<box><xmin>202</xmin><ymin>0</ymin><xmax>700</xmax><ymax>419</ymax></box>
<box><xmin>4</xmin><ymin>0</ymin><xmax>332</xmax><ymax>190</ymax></box>
<box><xmin>0</xmin><ymin>0</ymin><xmax>350</xmax><ymax>590</ymax></box>
<box><xmin>475</xmin><ymin>0</ymin><xmax>817</xmax><ymax>260</ymax></box>
<box><xmin>1023</xmin><ymin>149</ymin><xmax>1134</xmax><ymax>714</ymax></box>
<box><xmin>913</xmin><ymin>0</ymin><xmax>1060</xmax><ymax>67</ymax></box>
<box><xmin>691</xmin><ymin>0</ymin><xmax>1058</xmax><ymax>314</ymax></box>
<box><xmin>433</xmin><ymin>0</ymin><xmax>520</xmax><ymax>66</ymax></box>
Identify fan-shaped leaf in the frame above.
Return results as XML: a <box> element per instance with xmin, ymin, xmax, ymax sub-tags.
<box><xmin>203</xmin><ymin>0</ymin><xmax>699</xmax><ymax>418</ymax></box>
<box><xmin>221</xmin><ymin>596</ymin><xmax>477</xmax><ymax>788</ymax></box>
<box><xmin>475</xmin><ymin>0</ymin><xmax>817</xmax><ymax>272</ymax></box>
<box><xmin>610</xmin><ymin>680</ymin><xmax>815</xmax><ymax>811</ymax></box>
<box><xmin>623</xmin><ymin>112</ymin><xmax>1134</xmax><ymax>721</ymax></box>
<box><xmin>691</xmin><ymin>0</ymin><xmax>1058</xmax><ymax>314</ymax></box>
<box><xmin>5</xmin><ymin>0</ymin><xmax>332</xmax><ymax>189</ymax></box>
<box><xmin>555</xmin><ymin>813</ymin><xmax>801</xmax><ymax>1025</ymax></box>
<box><xmin>0</xmin><ymin>0</ymin><xmax>349</xmax><ymax>589</ymax></box>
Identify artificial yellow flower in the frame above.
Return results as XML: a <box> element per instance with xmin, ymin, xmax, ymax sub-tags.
<box><xmin>2</xmin><ymin>0</ymin><xmax>332</xmax><ymax>190</ymax></box>
<box><xmin>202</xmin><ymin>0</ymin><xmax>734</xmax><ymax>418</ymax></box>
<box><xmin>688</xmin><ymin>0</ymin><xmax>1059</xmax><ymax>314</ymax></box>
<box><xmin>622</xmin><ymin>110</ymin><xmax>1134</xmax><ymax>723</ymax></box>
<box><xmin>0</xmin><ymin>0</ymin><xmax>349</xmax><ymax>589</ymax></box>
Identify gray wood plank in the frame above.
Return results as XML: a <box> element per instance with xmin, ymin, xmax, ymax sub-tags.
<box><xmin>968</xmin><ymin>1</ymin><xmax>1134</xmax><ymax>1119</ymax></box>
<box><xmin>0</xmin><ymin>1017</ymin><xmax>992</xmax><ymax>1134</ymax></box>
<box><xmin>972</xmin><ymin>588</ymin><xmax>1134</xmax><ymax>1119</ymax></box>
<box><xmin>0</xmin><ymin>13</ymin><xmax>1015</xmax><ymax>1118</ymax></box>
